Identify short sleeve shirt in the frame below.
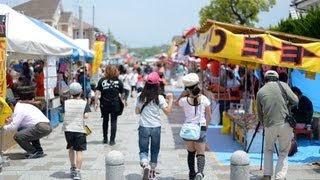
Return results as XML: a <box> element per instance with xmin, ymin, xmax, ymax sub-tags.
<box><xmin>136</xmin><ymin>95</ymin><xmax>168</xmax><ymax>127</ymax></box>
<box><xmin>96</xmin><ymin>77</ymin><xmax>124</xmax><ymax>100</ymax></box>
<box><xmin>178</xmin><ymin>95</ymin><xmax>210</xmax><ymax>125</ymax></box>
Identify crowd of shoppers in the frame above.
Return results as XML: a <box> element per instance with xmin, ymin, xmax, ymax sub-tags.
<box><xmin>5</xmin><ymin>58</ymin><xmax>317</xmax><ymax>180</ymax></box>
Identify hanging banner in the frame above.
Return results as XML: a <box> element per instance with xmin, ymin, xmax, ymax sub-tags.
<box><xmin>91</xmin><ymin>41</ymin><xmax>105</xmax><ymax>75</ymax></box>
<box><xmin>0</xmin><ymin>15</ymin><xmax>6</xmax><ymax>98</ymax></box>
<box><xmin>196</xmin><ymin>24</ymin><xmax>320</xmax><ymax>72</ymax></box>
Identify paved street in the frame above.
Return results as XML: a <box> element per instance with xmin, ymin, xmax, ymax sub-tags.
<box><xmin>0</xmin><ymin>87</ymin><xmax>320</xmax><ymax>180</ymax></box>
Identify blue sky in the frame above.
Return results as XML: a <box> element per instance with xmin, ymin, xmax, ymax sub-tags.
<box><xmin>4</xmin><ymin>0</ymin><xmax>292</xmax><ymax>48</ymax></box>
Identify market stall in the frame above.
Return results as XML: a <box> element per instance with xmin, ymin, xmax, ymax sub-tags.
<box><xmin>194</xmin><ymin>20</ymin><xmax>320</xmax><ymax>151</ymax></box>
<box><xmin>0</xmin><ymin>4</ymin><xmax>94</xmax><ymax>152</ymax></box>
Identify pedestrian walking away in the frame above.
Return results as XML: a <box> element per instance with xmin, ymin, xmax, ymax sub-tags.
<box><xmin>1</xmin><ymin>97</ymin><xmax>52</xmax><ymax>159</ymax></box>
<box><xmin>94</xmin><ymin>64</ymin><xmax>124</xmax><ymax>145</ymax></box>
<box><xmin>63</xmin><ymin>82</ymin><xmax>91</xmax><ymax>180</ymax></box>
<box><xmin>256</xmin><ymin>70</ymin><xmax>298</xmax><ymax>180</ymax></box>
<box><xmin>175</xmin><ymin>73</ymin><xmax>211</xmax><ymax>180</ymax></box>
<box><xmin>135</xmin><ymin>72</ymin><xmax>173</xmax><ymax>180</ymax></box>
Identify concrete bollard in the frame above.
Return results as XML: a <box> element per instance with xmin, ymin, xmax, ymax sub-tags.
<box><xmin>105</xmin><ymin>150</ymin><xmax>125</xmax><ymax>180</ymax></box>
<box><xmin>230</xmin><ymin>150</ymin><xmax>250</xmax><ymax>180</ymax></box>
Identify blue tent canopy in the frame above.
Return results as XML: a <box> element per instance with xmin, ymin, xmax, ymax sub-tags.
<box><xmin>291</xmin><ymin>69</ymin><xmax>320</xmax><ymax>112</ymax></box>
<box><xmin>28</xmin><ymin>17</ymin><xmax>94</xmax><ymax>63</ymax></box>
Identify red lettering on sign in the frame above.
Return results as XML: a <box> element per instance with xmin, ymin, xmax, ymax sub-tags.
<box><xmin>280</xmin><ymin>43</ymin><xmax>303</xmax><ymax>65</ymax></box>
<box><xmin>241</xmin><ymin>36</ymin><xmax>265</xmax><ymax>59</ymax></box>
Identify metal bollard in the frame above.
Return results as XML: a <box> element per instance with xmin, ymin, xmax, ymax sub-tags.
<box><xmin>230</xmin><ymin>150</ymin><xmax>250</xmax><ymax>180</ymax></box>
<box><xmin>105</xmin><ymin>150</ymin><xmax>125</xmax><ymax>180</ymax></box>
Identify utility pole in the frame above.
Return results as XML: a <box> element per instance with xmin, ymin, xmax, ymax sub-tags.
<box><xmin>92</xmin><ymin>4</ymin><xmax>95</xmax><ymax>49</ymax></box>
<box><xmin>79</xmin><ymin>6</ymin><xmax>83</xmax><ymax>39</ymax></box>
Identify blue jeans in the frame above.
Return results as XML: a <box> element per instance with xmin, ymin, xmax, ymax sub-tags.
<box><xmin>138</xmin><ymin>126</ymin><xmax>161</xmax><ymax>168</ymax></box>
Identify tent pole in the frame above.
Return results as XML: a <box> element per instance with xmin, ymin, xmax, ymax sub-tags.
<box><xmin>288</xmin><ymin>68</ymin><xmax>292</xmax><ymax>86</ymax></box>
<box><xmin>45</xmin><ymin>56</ymin><xmax>49</xmax><ymax>118</ymax></box>
<box><xmin>244</xmin><ymin>65</ymin><xmax>248</xmax><ymax>113</ymax></box>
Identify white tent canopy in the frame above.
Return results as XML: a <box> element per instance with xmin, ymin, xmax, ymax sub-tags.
<box><xmin>28</xmin><ymin>17</ymin><xmax>94</xmax><ymax>62</ymax></box>
<box><xmin>0</xmin><ymin>4</ymin><xmax>92</xmax><ymax>58</ymax></box>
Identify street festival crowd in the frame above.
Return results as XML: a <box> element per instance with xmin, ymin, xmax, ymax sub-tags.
<box><xmin>1</xmin><ymin>58</ymin><xmax>316</xmax><ymax>180</ymax></box>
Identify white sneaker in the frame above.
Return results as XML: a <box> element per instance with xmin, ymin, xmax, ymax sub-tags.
<box><xmin>73</xmin><ymin>171</ymin><xmax>81</xmax><ymax>180</ymax></box>
<box><xmin>195</xmin><ymin>172</ymin><xmax>204</xmax><ymax>180</ymax></box>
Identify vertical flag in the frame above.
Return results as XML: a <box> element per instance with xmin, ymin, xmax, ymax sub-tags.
<box><xmin>91</xmin><ymin>34</ymin><xmax>105</xmax><ymax>75</ymax></box>
<box><xmin>0</xmin><ymin>15</ymin><xmax>6</xmax><ymax>98</ymax></box>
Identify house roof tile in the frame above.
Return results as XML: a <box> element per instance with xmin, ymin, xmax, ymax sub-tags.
<box><xmin>13</xmin><ymin>0</ymin><xmax>60</xmax><ymax>20</ymax></box>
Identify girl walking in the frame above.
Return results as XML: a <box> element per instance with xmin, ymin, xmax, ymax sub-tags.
<box><xmin>176</xmin><ymin>73</ymin><xmax>211</xmax><ymax>180</ymax></box>
<box><xmin>135</xmin><ymin>72</ymin><xmax>173</xmax><ymax>180</ymax></box>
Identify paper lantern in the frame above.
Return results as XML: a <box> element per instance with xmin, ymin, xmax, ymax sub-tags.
<box><xmin>210</xmin><ymin>60</ymin><xmax>220</xmax><ymax>77</ymax></box>
<box><xmin>200</xmin><ymin>57</ymin><xmax>208</xmax><ymax>70</ymax></box>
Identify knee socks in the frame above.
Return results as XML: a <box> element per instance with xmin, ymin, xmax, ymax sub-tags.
<box><xmin>187</xmin><ymin>151</ymin><xmax>196</xmax><ymax>175</ymax></box>
<box><xmin>196</xmin><ymin>154</ymin><xmax>205</xmax><ymax>174</ymax></box>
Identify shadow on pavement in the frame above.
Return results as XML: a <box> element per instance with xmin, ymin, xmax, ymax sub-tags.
<box><xmin>125</xmin><ymin>173</ymin><xmax>142</xmax><ymax>180</ymax></box>
<box><xmin>87</xmin><ymin>140</ymin><xmax>103</xmax><ymax>145</ymax></box>
<box><xmin>49</xmin><ymin>171</ymin><xmax>70</xmax><ymax>179</ymax></box>
<box><xmin>125</xmin><ymin>173</ymin><xmax>175</xmax><ymax>180</ymax></box>
<box><xmin>3</xmin><ymin>152</ymin><xmax>26</xmax><ymax>160</ymax></box>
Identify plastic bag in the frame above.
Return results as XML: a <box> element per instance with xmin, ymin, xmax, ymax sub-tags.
<box><xmin>0</xmin><ymin>97</ymin><xmax>13</xmax><ymax>126</ymax></box>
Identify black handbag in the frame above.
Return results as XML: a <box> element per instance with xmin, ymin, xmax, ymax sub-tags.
<box><xmin>117</xmin><ymin>97</ymin><xmax>124</xmax><ymax>115</ymax></box>
<box><xmin>277</xmin><ymin>82</ymin><xmax>297</xmax><ymax>128</ymax></box>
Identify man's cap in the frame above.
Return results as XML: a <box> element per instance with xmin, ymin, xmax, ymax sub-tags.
<box><xmin>146</xmin><ymin>72</ymin><xmax>160</xmax><ymax>84</ymax></box>
<box><xmin>264</xmin><ymin>70</ymin><xmax>279</xmax><ymax>79</ymax></box>
<box><xmin>69</xmin><ymin>82</ymin><xmax>83</xmax><ymax>95</ymax></box>
<box><xmin>182</xmin><ymin>73</ymin><xmax>199</xmax><ymax>87</ymax></box>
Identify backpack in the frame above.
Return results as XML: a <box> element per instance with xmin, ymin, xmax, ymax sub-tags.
<box><xmin>288</xmin><ymin>138</ymin><xmax>298</xmax><ymax>157</ymax></box>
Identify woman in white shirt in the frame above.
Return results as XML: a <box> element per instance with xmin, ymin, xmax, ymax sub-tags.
<box><xmin>176</xmin><ymin>73</ymin><xmax>211</xmax><ymax>180</ymax></box>
<box><xmin>135</xmin><ymin>72</ymin><xmax>173</xmax><ymax>180</ymax></box>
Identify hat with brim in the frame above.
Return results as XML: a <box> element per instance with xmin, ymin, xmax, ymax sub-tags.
<box><xmin>182</xmin><ymin>73</ymin><xmax>199</xmax><ymax>87</ymax></box>
<box><xmin>264</xmin><ymin>70</ymin><xmax>279</xmax><ymax>79</ymax></box>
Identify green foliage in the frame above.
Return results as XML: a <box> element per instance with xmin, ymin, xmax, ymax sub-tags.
<box><xmin>129</xmin><ymin>44</ymin><xmax>171</xmax><ymax>61</ymax></box>
<box><xmin>107</xmin><ymin>30</ymin><xmax>122</xmax><ymax>52</ymax></box>
<box><xmin>271</xmin><ymin>6</ymin><xmax>320</xmax><ymax>39</ymax></box>
<box><xmin>199</xmin><ymin>0</ymin><xmax>276</xmax><ymax>26</ymax></box>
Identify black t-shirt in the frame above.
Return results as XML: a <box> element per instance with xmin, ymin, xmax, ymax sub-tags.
<box><xmin>96</xmin><ymin>78</ymin><xmax>124</xmax><ymax>113</ymax></box>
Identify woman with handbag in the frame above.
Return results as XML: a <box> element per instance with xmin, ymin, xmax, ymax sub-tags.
<box><xmin>176</xmin><ymin>73</ymin><xmax>211</xmax><ymax>180</ymax></box>
<box><xmin>135</xmin><ymin>72</ymin><xmax>173</xmax><ymax>180</ymax></box>
<box><xmin>94</xmin><ymin>65</ymin><xmax>124</xmax><ymax>146</ymax></box>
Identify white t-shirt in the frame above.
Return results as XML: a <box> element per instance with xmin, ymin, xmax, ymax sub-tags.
<box><xmin>178</xmin><ymin>95</ymin><xmax>210</xmax><ymax>125</ymax></box>
<box><xmin>136</xmin><ymin>95</ymin><xmax>168</xmax><ymax>127</ymax></box>
<box><xmin>119</xmin><ymin>74</ymin><xmax>131</xmax><ymax>90</ymax></box>
<box><xmin>130</xmin><ymin>73</ymin><xmax>138</xmax><ymax>86</ymax></box>
<box><xmin>4</xmin><ymin>102</ymin><xmax>50</xmax><ymax>131</ymax></box>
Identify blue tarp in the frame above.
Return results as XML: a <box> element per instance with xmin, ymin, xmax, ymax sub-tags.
<box><xmin>291</xmin><ymin>69</ymin><xmax>320</xmax><ymax>112</ymax></box>
<box><xmin>28</xmin><ymin>17</ymin><xmax>94</xmax><ymax>63</ymax></box>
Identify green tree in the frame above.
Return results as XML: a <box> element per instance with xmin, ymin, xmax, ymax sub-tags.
<box><xmin>107</xmin><ymin>30</ymin><xmax>122</xmax><ymax>53</ymax></box>
<box><xmin>129</xmin><ymin>44</ymin><xmax>171</xmax><ymax>61</ymax></box>
<box><xmin>199</xmin><ymin>0</ymin><xmax>276</xmax><ymax>26</ymax></box>
<box><xmin>271</xmin><ymin>6</ymin><xmax>320</xmax><ymax>39</ymax></box>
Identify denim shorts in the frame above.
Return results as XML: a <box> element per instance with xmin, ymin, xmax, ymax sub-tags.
<box><xmin>182</xmin><ymin>130</ymin><xmax>207</xmax><ymax>143</ymax></box>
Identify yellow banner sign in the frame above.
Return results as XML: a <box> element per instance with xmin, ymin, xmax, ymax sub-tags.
<box><xmin>196</xmin><ymin>24</ymin><xmax>320</xmax><ymax>72</ymax></box>
<box><xmin>0</xmin><ymin>15</ymin><xmax>6</xmax><ymax>98</ymax></box>
<box><xmin>91</xmin><ymin>41</ymin><xmax>105</xmax><ymax>75</ymax></box>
